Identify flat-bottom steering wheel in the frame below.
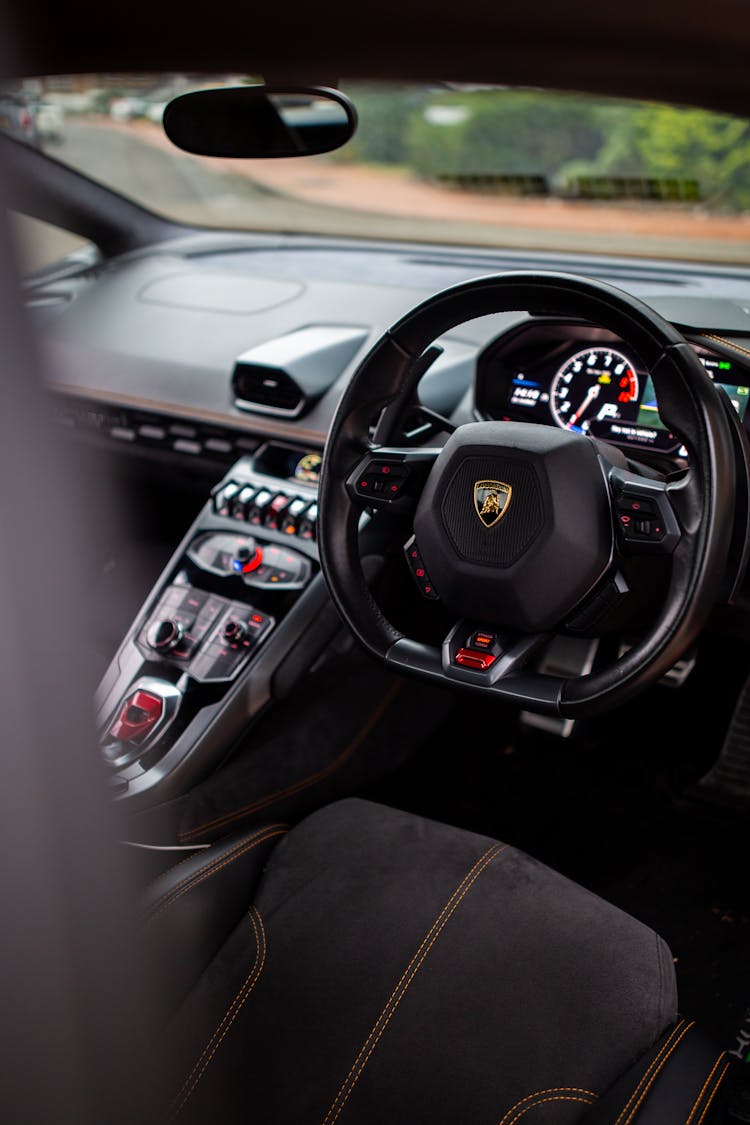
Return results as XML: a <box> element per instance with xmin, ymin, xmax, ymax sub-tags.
<box><xmin>318</xmin><ymin>273</ymin><xmax>736</xmax><ymax>717</ymax></box>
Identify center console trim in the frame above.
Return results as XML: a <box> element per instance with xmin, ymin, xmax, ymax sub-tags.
<box><xmin>96</xmin><ymin>449</ymin><xmax>344</xmax><ymax>811</ymax></box>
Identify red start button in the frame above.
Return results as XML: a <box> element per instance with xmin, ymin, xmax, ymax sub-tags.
<box><xmin>454</xmin><ymin>648</ymin><xmax>497</xmax><ymax>671</ymax></box>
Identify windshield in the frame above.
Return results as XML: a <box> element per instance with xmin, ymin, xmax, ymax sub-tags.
<box><xmin>7</xmin><ymin>75</ymin><xmax>750</xmax><ymax>267</ymax></box>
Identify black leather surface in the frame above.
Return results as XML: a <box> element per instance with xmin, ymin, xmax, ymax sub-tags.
<box><xmin>584</xmin><ymin>1019</ymin><xmax>731</xmax><ymax>1124</ymax></box>
<box><xmin>165</xmin><ymin>798</ymin><xmax>677</xmax><ymax>1123</ymax></box>
<box><xmin>143</xmin><ymin>823</ymin><xmax>287</xmax><ymax>1013</ymax></box>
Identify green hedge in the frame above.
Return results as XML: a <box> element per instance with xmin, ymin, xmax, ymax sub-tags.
<box><xmin>338</xmin><ymin>85</ymin><xmax>750</xmax><ymax>211</ymax></box>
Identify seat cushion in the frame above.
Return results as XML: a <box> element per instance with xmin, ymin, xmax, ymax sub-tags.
<box><xmin>166</xmin><ymin>798</ymin><xmax>677</xmax><ymax>1123</ymax></box>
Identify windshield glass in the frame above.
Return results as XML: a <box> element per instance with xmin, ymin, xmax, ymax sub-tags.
<box><xmin>7</xmin><ymin>75</ymin><xmax>750</xmax><ymax>267</ymax></box>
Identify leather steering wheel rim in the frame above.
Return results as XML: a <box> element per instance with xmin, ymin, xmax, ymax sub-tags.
<box><xmin>318</xmin><ymin>272</ymin><xmax>736</xmax><ymax>717</ymax></box>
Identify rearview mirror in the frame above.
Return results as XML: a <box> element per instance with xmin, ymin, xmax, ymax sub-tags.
<box><xmin>162</xmin><ymin>84</ymin><xmax>357</xmax><ymax>158</ymax></box>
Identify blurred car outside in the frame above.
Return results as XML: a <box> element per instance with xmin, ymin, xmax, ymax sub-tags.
<box><xmin>0</xmin><ymin>92</ymin><xmax>38</xmax><ymax>145</ymax></box>
<box><xmin>34</xmin><ymin>102</ymin><xmax>64</xmax><ymax>144</ymax></box>
<box><xmin>109</xmin><ymin>96</ymin><xmax>149</xmax><ymax>122</ymax></box>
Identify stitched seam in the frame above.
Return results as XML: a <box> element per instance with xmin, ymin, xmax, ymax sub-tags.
<box><xmin>620</xmin><ymin>1020</ymin><xmax>696</xmax><ymax>1125</ymax></box>
<box><xmin>322</xmin><ymin>842</ymin><xmax>504</xmax><ymax>1125</ymax></box>
<box><xmin>506</xmin><ymin>1094</ymin><xmax>596</xmax><ymax>1125</ymax></box>
<box><xmin>144</xmin><ymin>849</ymin><xmax>206</xmax><ymax>895</ymax></box>
<box><xmin>179</xmin><ymin>680</ymin><xmax>404</xmax><ymax>842</ymax></box>
<box><xmin>322</xmin><ymin>841</ymin><xmax>505</xmax><ymax>1125</ymax></box>
<box><xmin>146</xmin><ymin>823</ymin><xmax>287</xmax><ymax>916</ymax></box>
<box><xmin>145</xmin><ymin>828</ymin><xmax>285</xmax><ymax>922</ymax></box>
<box><xmin>613</xmin><ymin>1019</ymin><xmax>687</xmax><ymax>1125</ymax></box>
<box><xmin>686</xmin><ymin>1053</ymin><xmax>728</xmax><ymax>1125</ymax></box>
<box><xmin>498</xmin><ymin>1088</ymin><xmax>598</xmax><ymax>1125</ymax></box>
<box><xmin>169</xmin><ymin>907</ymin><xmax>267</xmax><ymax>1120</ymax></box>
<box><xmin>145</xmin><ymin>825</ymin><xmax>286</xmax><ymax>918</ymax></box>
<box><xmin>695</xmin><ymin>1061</ymin><xmax>731</xmax><ymax>1125</ymax></box>
<box><xmin>703</xmin><ymin>333</ymin><xmax>750</xmax><ymax>362</ymax></box>
<box><xmin>614</xmin><ymin>1019</ymin><xmax>691</xmax><ymax>1125</ymax></box>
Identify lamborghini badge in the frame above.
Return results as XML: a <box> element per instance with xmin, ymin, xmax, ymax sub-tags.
<box><xmin>474</xmin><ymin>480</ymin><xmax>512</xmax><ymax>528</ymax></box>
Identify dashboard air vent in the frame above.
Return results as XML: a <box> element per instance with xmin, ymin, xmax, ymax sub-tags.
<box><xmin>231</xmin><ymin>325</ymin><xmax>370</xmax><ymax>419</ymax></box>
<box><xmin>232</xmin><ymin>364</ymin><xmax>305</xmax><ymax>417</ymax></box>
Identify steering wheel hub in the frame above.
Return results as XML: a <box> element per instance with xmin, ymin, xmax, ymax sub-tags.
<box><xmin>413</xmin><ymin>421</ymin><xmax>613</xmax><ymax>631</ymax></box>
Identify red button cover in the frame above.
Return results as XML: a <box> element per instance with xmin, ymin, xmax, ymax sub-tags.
<box><xmin>454</xmin><ymin>648</ymin><xmax>497</xmax><ymax>671</ymax></box>
<box><xmin>109</xmin><ymin>690</ymin><xmax>163</xmax><ymax>743</ymax></box>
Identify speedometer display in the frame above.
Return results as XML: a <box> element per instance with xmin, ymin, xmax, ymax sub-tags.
<box><xmin>495</xmin><ymin>328</ymin><xmax>750</xmax><ymax>458</ymax></box>
<box><xmin>550</xmin><ymin>347</ymin><xmax>640</xmax><ymax>433</ymax></box>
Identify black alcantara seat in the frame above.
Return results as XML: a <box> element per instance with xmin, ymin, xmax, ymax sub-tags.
<box><xmin>144</xmin><ymin>799</ymin><xmax>732</xmax><ymax>1124</ymax></box>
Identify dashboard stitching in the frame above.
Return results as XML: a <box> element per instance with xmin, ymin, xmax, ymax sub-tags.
<box><xmin>702</xmin><ymin>333</ymin><xmax>750</xmax><ymax>362</ymax></box>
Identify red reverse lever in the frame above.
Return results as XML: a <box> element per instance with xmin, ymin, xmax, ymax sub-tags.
<box><xmin>109</xmin><ymin>689</ymin><xmax>164</xmax><ymax>744</ymax></box>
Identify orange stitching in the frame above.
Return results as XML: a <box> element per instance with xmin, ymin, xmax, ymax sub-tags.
<box><xmin>145</xmin><ymin>827</ymin><xmax>286</xmax><ymax>922</ymax></box>
<box><xmin>169</xmin><ymin>906</ymin><xmax>267</xmax><ymax>1120</ymax></box>
<box><xmin>614</xmin><ymin>1019</ymin><xmax>688</xmax><ymax>1124</ymax></box>
<box><xmin>498</xmin><ymin>1088</ymin><xmax>597</xmax><ymax>1125</ymax></box>
<box><xmin>695</xmin><ymin>1060</ymin><xmax>731</xmax><ymax>1125</ymax></box>
<box><xmin>143</xmin><ymin>848</ymin><xmax>206</xmax><ymax>895</ymax></box>
<box><xmin>686</xmin><ymin>1052</ymin><xmax>727</xmax><ymax>1125</ymax></box>
<box><xmin>614</xmin><ymin>1019</ymin><xmax>691</xmax><ymax>1125</ymax></box>
<box><xmin>179</xmin><ymin>680</ymin><xmax>404</xmax><ymax>842</ymax></box>
<box><xmin>702</xmin><ymin>333</ymin><xmax>750</xmax><ymax>363</ymax></box>
<box><xmin>322</xmin><ymin>842</ymin><xmax>505</xmax><ymax>1125</ymax></box>
<box><xmin>146</xmin><ymin>823</ymin><xmax>287</xmax><ymax>915</ymax></box>
<box><xmin>145</xmin><ymin>824</ymin><xmax>286</xmax><ymax>917</ymax></box>
<box><xmin>620</xmin><ymin>1020</ymin><xmax>695</xmax><ymax>1125</ymax></box>
<box><xmin>506</xmin><ymin>1094</ymin><xmax>596</xmax><ymax>1125</ymax></box>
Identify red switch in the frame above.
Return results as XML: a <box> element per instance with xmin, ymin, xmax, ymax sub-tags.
<box><xmin>455</xmin><ymin>648</ymin><xmax>497</xmax><ymax>671</ymax></box>
<box><xmin>109</xmin><ymin>690</ymin><xmax>163</xmax><ymax>744</ymax></box>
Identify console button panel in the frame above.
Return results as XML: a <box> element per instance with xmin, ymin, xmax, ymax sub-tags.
<box><xmin>137</xmin><ymin>583</ymin><xmax>274</xmax><ymax>682</ymax></box>
<box><xmin>213</xmin><ymin>479</ymin><xmax>318</xmax><ymax>541</ymax></box>
<box><xmin>189</xmin><ymin>604</ymin><xmax>273</xmax><ymax>682</ymax></box>
<box><xmin>187</xmin><ymin>532</ymin><xmax>311</xmax><ymax>588</ymax></box>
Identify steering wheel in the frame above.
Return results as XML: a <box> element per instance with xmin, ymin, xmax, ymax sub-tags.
<box><xmin>318</xmin><ymin>273</ymin><xmax>736</xmax><ymax>717</ymax></box>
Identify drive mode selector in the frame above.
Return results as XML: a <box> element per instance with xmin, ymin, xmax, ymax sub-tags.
<box><xmin>232</xmin><ymin>541</ymin><xmax>263</xmax><ymax>574</ymax></box>
<box><xmin>147</xmin><ymin>618</ymin><xmax>184</xmax><ymax>653</ymax></box>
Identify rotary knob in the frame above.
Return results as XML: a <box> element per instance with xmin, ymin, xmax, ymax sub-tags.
<box><xmin>147</xmin><ymin>618</ymin><xmax>184</xmax><ymax>653</ymax></box>
<box><xmin>232</xmin><ymin>540</ymin><xmax>263</xmax><ymax>574</ymax></box>
<box><xmin>222</xmin><ymin>619</ymin><xmax>248</xmax><ymax>646</ymax></box>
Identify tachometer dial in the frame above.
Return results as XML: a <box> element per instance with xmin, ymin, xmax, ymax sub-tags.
<box><xmin>550</xmin><ymin>347</ymin><xmax>640</xmax><ymax>432</ymax></box>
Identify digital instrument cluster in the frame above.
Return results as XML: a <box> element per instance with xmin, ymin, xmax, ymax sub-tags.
<box><xmin>477</xmin><ymin>323</ymin><xmax>750</xmax><ymax>457</ymax></box>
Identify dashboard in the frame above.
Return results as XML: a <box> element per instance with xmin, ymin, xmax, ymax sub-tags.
<box><xmin>34</xmin><ymin>234</ymin><xmax>750</xmax><ymax>483</ymax></box>
<box><xmin>27</xmin><ymin>234</ymin><xmax>750</xmax><ymax>799</ymax></box>
<box><xmin>476</xmin><ymin>320</ymin><xmax>750</xmax><ymax>459</ymax></box>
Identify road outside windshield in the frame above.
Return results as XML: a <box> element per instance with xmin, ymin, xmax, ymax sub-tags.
<box><xmin>8</xmin><ymin>76</ymin><xmax>750</xmax><ymax>269</ymax></box>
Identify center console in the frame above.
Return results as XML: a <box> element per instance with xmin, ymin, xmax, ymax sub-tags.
<box><xmin>96</xmin><ymin>441</ymin><xmax>337</xmax><ymax>806</ymax></box>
